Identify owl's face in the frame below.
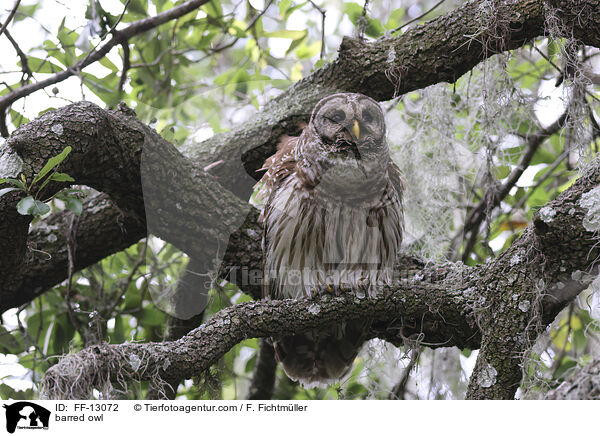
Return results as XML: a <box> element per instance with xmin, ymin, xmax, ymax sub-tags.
<box><xmin>301</xmin><ymin>93</ymin><xmax>389</xmax><ymax>199</ymax></box>
<box><xmin>311</xmin><ymin>93</ymin><xmax>386</xmax><ymax>158</ymax></box>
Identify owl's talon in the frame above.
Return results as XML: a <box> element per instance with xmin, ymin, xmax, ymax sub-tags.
<box><xmin>326</xmin><ymin>284</ymin><xmax>335</xmax><ymax>294</ymax></box>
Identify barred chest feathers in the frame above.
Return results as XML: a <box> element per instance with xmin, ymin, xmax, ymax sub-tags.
<box><xmin>262</xmin><ymin>172</ymin><xmax>403</xmax><ymax>299</ymax></box>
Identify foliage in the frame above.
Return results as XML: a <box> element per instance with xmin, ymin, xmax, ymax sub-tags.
<box><xmin>0</xmin><ymin>0</ymin><xmax>599</xmax><ymax>400</ymax></box>
<box><xmin>0</xmin><ymin>146</ymin><xmax>81</xmax><ymax>216</ymax></box>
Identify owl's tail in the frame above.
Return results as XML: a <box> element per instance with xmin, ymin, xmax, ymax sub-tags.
<box><xmin>272</xmin><ymin>320</ymin><xmax>369</xmax><ymax>388</ymax></box>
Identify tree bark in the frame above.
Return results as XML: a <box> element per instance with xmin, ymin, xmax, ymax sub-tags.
<box><xmin>0</xmin><ymin>0</ymin><xmax>599</xmax><ymax>400</ymax></box>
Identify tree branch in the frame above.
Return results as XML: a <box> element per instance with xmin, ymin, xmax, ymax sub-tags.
<box><xmin>0</xmin><ymin>0</ymin><xmax>20</xmax><ymax>39</ymax></box>
<box><xmin>39</xmin><ymin>156</ymin><xmax>600</xmax><ymax>398</ymax></box>
<box><xmin>0</xmin><ymin>0</ymin><xmax>211</xmax><ymax>136</ymax></box>
<box><xmin>188</xmin><ymin>0</ymin><xmax>600</xmax><ymax>198</ymax></box>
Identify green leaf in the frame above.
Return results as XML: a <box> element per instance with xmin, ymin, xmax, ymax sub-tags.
<box><xmin>49</xmin><ymin>172</ymin><xmax>75</xmax><ymax>182</ymax></box>
<box><xmin>0</xmin><ymin>187</ymin><xmax>19</xmax><ymax>198</ymax></box>
<box><xmin>344</xmin><ymin>2</ymin><xmax>363</xmax><ymax>20</ymax></box>
<box><xmin>0</xmin><ymin>326</ymin><xmax>25</xmax><ymax>354</ymax></box>
<box><xmin>66</xmin><ymin>198</ymin><xmax>83</xmax><ymax>216</ymax></box>
<box><xmin>495</xmin><ymin>165</ymin><xmax>511</xmax><ymax>179</ymax></box>
<box><xmin>17</xmin><ymin>196</ymin><xmax>50</xmax><ymax>216</ymax></box>
<box><xmin>127</xmin><ymin>0</ymin><xmax>148</xmax><ymax>16</ymax></box>
<box><xmin>31</xmin><ymin>146</ymin><xmax>72</xmax><ymax>186</ymax></box>
<box><xmin>365</xmin><ymin>18</ymin><xmax>384</xmax><ymax>37</ymax></box>
<box><xmin>295</xmin><ymin>41</ymin><xmax>321</xmax><ymax>59</ymax></box>
<box><xmin>384</xmin><ymin>8</ymin><xmax>405</xmax><ymax>30</ymax></box>
<box><xmin>9</xmin><ymin>109</ymin><xmax>29</xmax><ymax>128</ymax></box>
<box><xmin>26</xmin><ymin>57</ymin><xmax>63</xmax><ymax>74</ymax></box>
<box><xmin>264</xmin><ymin>30</ymin><xmax>307</xmax><ymax>39</ymax></box>
<box><xmin>203</xmin><ymin>1</ymin><xmax>223</xmax><ymax>19</ymax></box>
<box><xmin>285</xmin><ymin>32</ymin><xmax>308</xmax><ymax>56</ymax></box>
<box><xmin>279</xmin><ymin>0</ymin><xmax>292</xmax><ymax>15</ymax></box>
<box><xmin>14</xmin><ymin>4</ymin><xmax>39</xmax><ymax>21</ymax></box>
<box><xmin>343</xmin><ymin>3</ymin><xmax>384</xmax><ymax>37</ymax></box>
<box><xmin>0</xmin><ymin>178</ymin><xmax>26</xmax><ymax>190</ymax></box>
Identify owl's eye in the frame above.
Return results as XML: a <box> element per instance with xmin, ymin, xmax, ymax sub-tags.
<box><xmin>362</xmin><ymin>110</ymin><xmax>374</xmax><ymax>123</ymax></box>
<box><xmin>329</xmin><ymin>111</ymin><xmax>346</xmax><ymax>123</ymax></box>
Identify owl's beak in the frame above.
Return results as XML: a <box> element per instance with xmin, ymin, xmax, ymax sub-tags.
<box><xmin>352</xmin><ymin>119</ymin><xmax>360</xmax><ymax>140</ymax></box>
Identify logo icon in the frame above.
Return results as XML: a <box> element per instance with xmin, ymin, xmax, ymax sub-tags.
<box><xmin>3</xmin><ymin>402</ymin><xmax>50</xmax><ymax>433</ymax></box>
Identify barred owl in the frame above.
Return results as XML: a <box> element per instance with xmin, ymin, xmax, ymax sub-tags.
<box><xmin>259</xmin><ymin>93</ymin><xmax>403</xmax><ymax>387</ymax></box>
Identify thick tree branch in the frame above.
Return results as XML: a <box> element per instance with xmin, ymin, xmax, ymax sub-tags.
<box><xmin>3</xmin><ymin>0</ymin><xmax>600</xmax><ymax>309</ymax></box>
<box><xmin>1</xmin><ymin>193</ymin><xmax>145</xmax><ymax>312</ymax></box>
<box><xmin>0</xmin><ymin>102</ymin><xmax>250</xmax><ymax>311</ymax></box>
<box><xmin>39</xmin><ymin>155</ymin><xmax>600</xmax><ymax>399</ymax></box>
<box><xmin>189</xmin><ymin>0</ymin><xmax>600</xmax><ymax>198</ymax></box>
<box><xmin>41</xmin><ymin>280</ymin><xmax>481</xmax><ymax>399</ymax></box>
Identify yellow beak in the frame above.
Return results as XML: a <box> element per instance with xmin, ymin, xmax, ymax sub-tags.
<box><xmin>352</xmin><ymin>120</ymin><xmax>360</xmax><ymax>140</ymax></box>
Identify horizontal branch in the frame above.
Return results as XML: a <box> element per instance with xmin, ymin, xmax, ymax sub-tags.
<box><xmin>0</xmin><ymin>102</ymin><xmax>252</xmax><ymax>310</ymax></box>
<box><xmin>0</xmin><ymin>193</ymin><xmax>145</xmax><ymax>312</ymax></box>
<box><xmin>189</xmin><ymin>0</ymin><xmax>600</xmax><ymax>198</ymax></box>
<box><xmin>40</xmin><ymin>154</ymin><xmax>600</xmax><ymax>399</ymax></box>
<box><xmin>41</xmin><ymin>281</ymin><xmax>481</xmax><ymax>399</ymax></box>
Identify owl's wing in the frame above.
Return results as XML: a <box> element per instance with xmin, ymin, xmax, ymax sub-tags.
<box><xmin>387</xmin><ymin>160</ymin><xmax>404</xmax><ymax>202</ymax></box>
<box><xmin>258</xmin><ymin>135</ymin><xmax>300</xmax><ymax>298</ymax></box>
<box><xmin>256</xmin><ymin>135</ymin><xmax>299</xmax><ymax>207</ymax></box>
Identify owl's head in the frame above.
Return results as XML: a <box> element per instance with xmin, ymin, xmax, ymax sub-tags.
<box><xmin>302</xmin><ymin>93</ymin><xmax>389</xmax><ymax>199</ymax></box>
<box><xmin>310</xmin><ymin>93</ymin><xmax>386</xmax><ymax>156</ymax></box>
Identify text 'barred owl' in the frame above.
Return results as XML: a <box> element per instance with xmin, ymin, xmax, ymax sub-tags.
<box><xmin>259</xmin><ymin>92</ymin><xmax>404</xmax><ymax>387</ymax></box>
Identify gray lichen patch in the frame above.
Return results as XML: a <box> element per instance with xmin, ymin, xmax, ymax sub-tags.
<box><xmin>539</xmin><ymin>206</ymin><xmax>556</xmax><ymax>223</ymax></box>
<box><xmin>387</xmin><ymin>47</ymin><xmax>396</xmax><ymax>63</ymax></box>
<box><xmin>308</xmin><ymin>303</ymin><xmax>321</xmax><ymax>315</ymax></box>
<box><xmin>478</xmin><ymin>362</ymin><xmax>498</xmax><ymax>388</ymax></box>
<box><xmin>518</xmin><ymin>300</ymin><xmax>530</xmax><ymax>312</ymax></box>
<box><xmin>579</xmin><ymin>186</ymin><xmax>600</xmax><ymax>232</ymax></box>
<box><xmin>510</xmin><ymin>253</ymin><xmax>522</xmax><ymax>266</ymax></box>
<box><xmin>51</xmin><ymin>123</ymin><xmax>64</xmax><ymax>135</ymax></box>
<box><xmin>0</xmin><ymin>147</ymin><xmax>24</xmax><ymax>178</ymax></box>
<box><xmin>129</xmin><ymin>353</ymin><xmax>142</xmax><ymax>371</ymax></box>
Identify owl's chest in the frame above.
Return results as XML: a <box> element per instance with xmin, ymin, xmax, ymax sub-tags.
<box><xmin>263</xmin><ymin>180</ymin><xmax>402</xmax><ymax>298</ymax></box>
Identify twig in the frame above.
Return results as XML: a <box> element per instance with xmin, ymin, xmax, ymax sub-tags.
<box><xmin>459</xmin><ymin>110</ymin><xmax>569</xmax><ymax>262</ymax></box>
<box><xmin>65</xmin><ymin>214</ymin><xmax>86</xmax><ymax>342</ymax></box>
<box><xmin>389</xmin><ymin>347</ymin><xmax>421</xmax><ymax>399</ymax></box>
<box><xmin>0</xmin><ymin>0</ymin><xmax>212</xmax><ymax>137</ymax></box>
<box><xmin>202</xmin><ymin>0</ymin><xmax>273</xmax><ymax>57</ymax></box>
<box><xmin>307</xmin><ymin>0</ymin><xmax>326</xmax><ymax>59</ymax></box>
<box><xmin>4</xmin><ymin>29</ymin><xmax>32</xmax><ymax>83</ymax></box>
<box><xmin>118</xmin><ymin>43</ymin><xmax>130</xmax><ymax>95</ymax></box>
<box><xmin>534</xmin><ymin>45</ymin><xmax>600</xmax><ymax>104</ymax></box>
<box><xmin>392</xmin><ymin>0</ymin><xmax>445</xmax><ymax>33</ymax></box>
<box><xmin>0</xmin><ymin>0</ymin><xmax>21</xmax><ymax>38</ymax></box>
